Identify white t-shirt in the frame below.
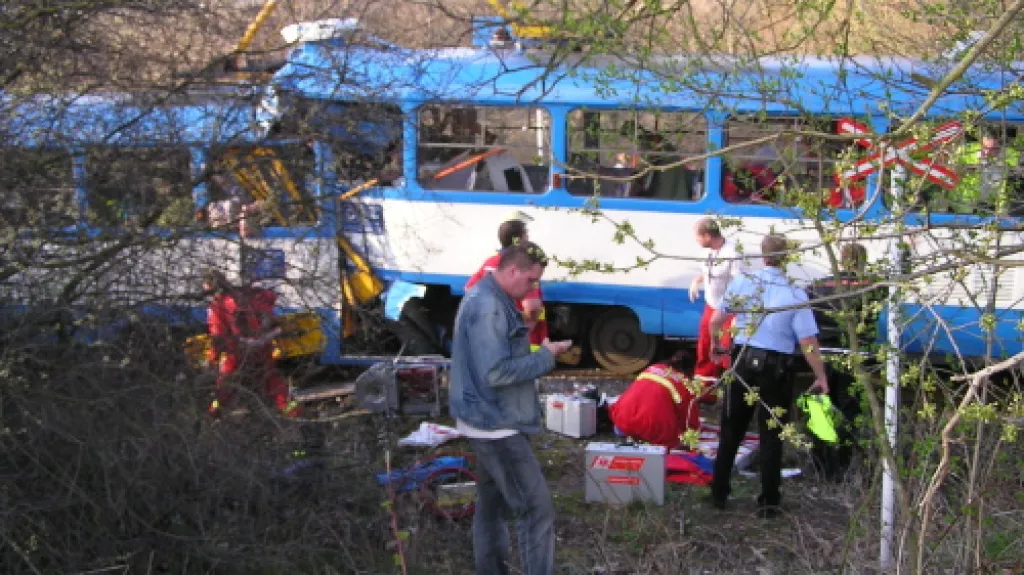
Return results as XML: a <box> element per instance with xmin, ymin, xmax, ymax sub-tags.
<box><xmin>702</xmin><ymin>238</ymin><xmax>747</xmax><ymax>309</ymax></box>
<box><xmin>456</xmin><ymin>419</ymin><xmax>518</xmax><ymax>440</ymax></box>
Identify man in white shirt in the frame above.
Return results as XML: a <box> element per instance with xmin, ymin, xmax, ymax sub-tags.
<box><xmin>689</xmin><ymin>217</ymin><xmax>747</xmax><ymax>379</ymax></box>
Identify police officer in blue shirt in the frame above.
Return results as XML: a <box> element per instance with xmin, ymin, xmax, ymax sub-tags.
<box><xmin>708</xmin><ymin>234</ymin><xmax>829</xmax><ymax>518</ymax></box>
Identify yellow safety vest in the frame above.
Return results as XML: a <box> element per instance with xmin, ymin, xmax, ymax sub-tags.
<box><xmin>635</xmin><ymin>371</ymin><xmax>684</xmax><ymax>405</ymax></box>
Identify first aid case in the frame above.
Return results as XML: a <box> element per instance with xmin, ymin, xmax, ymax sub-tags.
<box><xmin>584</xmin><ymin>442</ymin><xmax>666</xmax><ymax>505</ymax></box>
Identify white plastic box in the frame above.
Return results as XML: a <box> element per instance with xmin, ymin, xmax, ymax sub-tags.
<box><xmin>545</xmin><ymin>394</ymin><xmax>597</xmax><ymax>438</ymax></box>
<box><xmin>545</xmin><ymin>394</ymin><xmax>566</xmax><ymax>433</ymax></box>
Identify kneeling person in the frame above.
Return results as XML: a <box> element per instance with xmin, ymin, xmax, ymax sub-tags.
<box><xmin>609</xmin><ymin>352</ymin><xmax>703</xmax><ymax>448</ymax></box>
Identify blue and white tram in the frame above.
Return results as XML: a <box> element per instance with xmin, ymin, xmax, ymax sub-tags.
<box><xmin>4</xmin><ymin>20</ymin><xmax>1022</xmax><ymax>373</ymax></box>
<box><xmin>262</xmin><ymin>19</ymin><xmax>1024</xmax><ymax>372</ymax></box>
<box><xmin>0</xmin><ymin>91</ymin><xmax>351</xmax><ymax>361</ymax></box>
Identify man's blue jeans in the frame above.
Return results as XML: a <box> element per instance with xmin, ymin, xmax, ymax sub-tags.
<box><xmin>467</xmin><ymin>434</ymin><xmax>555</xmax><ymax>575</ymax></box>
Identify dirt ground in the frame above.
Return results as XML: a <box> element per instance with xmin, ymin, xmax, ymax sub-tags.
<box><xmin>192</xmin><ymin>365</ymin><xmax>1023</xmax><ymax>574</ymax></box>
<box><xmin>352</xmin><ymin>374</ymin><xmax>886</xmax><ymax>575</ymax></box>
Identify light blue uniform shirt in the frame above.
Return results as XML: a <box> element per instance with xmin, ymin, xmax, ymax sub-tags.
<box><xmin>720</xmin><ymin>266</ymin><xmax>819</xmax><ymax>354</ymax></box>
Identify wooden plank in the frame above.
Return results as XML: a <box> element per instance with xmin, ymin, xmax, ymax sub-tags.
<box><xmin>292</xmin><ymin>382</ymin><xmax>356</xmax><ymax>403</ymax></box>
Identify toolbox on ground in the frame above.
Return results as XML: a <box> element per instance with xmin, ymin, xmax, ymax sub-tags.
<box><xmin>545</xmin><ymin>394</ymin><xmax>597</xmax><ymax>438</ymax></box>
<box><xmin>584</xmin><ymin>442</ymin><xmax>667</xmax><ymax>505</ymax></box>
<box><xmin>354</xmin><ymin>357</ymin><xmax>448</xmax><ymax>417</ymax></box>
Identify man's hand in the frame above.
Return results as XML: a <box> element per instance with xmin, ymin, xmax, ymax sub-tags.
<box><xmin>807</xmin><ymin>374</ymin><xmax>829</xmax><ymax>395</ymax></box>
<box><xmin>541</xmin><ymin>338</ymin><xmax>572</xmax><ymax>355</ymax></box>
<box><xmin>689</xmin><ymin>277</ymin><xmax>702</xmax><ymax>302</ymax></box>
<box><xmin>798</xmin><ymin>336</ymin><xmax>829</xmax><ymax>396</ymax></box>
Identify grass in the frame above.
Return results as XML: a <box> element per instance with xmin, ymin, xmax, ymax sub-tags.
<box><xmin>359</xmin><ymin>412</ymin><xmax>881</xmax><ymax>573</ymax></box>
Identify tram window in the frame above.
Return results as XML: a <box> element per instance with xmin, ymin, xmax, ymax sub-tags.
<box><xmin>327</xmin><ymin>103</ymin><xmax>404</xmax><ymax>186</ymax></box>
<box><xmin>280</xmin><ymin>98</ymin><xmax>404</xmax><ymax>186</ymax></box>
<box><xmin>205</xmin><ymin>143</ymin><xmax>318</xmax><ymax>229</ymax></box>
<box><xmin>566</xmin><ymin>109</ymin><xmax>706</xmax><ymax>201</ymax></box>
<box><xmin>891</xmin><ymin>122</ymin><xmax>1024</xmax><ymax>216</ymax></box>
<box><xmin>85</xmin><ymin>147</ymin><xmax>194</xmax><ymax>228</ymax></box>
<box><xmin>724</xmin><ymin>116</ymin><xmax>855</xmax><ymax>208</ymax></box>
<box><xmin>0</xmin><ymin>150</ymin><xmax>77</xmax><ymax>228</ymax></box>
<box><xmin>417</xmin><ymin>105</ymin><xmax>551</xmax><ymax>194</ymax></box>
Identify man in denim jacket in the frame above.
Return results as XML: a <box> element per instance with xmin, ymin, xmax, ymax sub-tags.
<box><xmin>449</xmin><ymin>241</ymin><xmax>572</xmax><ymax>575</ymax></box>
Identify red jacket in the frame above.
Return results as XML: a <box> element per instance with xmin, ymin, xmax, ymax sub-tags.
<box><xmin>609</xmin><ymin>364</ymin><xmax>700</xmax><ymax>448</ymax></box>
<box><xmin>207</xmin><ymin>288</ymin><xmax>278</xmax><ymax>360</ymax></box>
<box><xmin>722</xmin><ymin>164</ymin><xmax>779</xmax><ymax>203</ymax></box>
<box><xmin>466</xmin><ymin>252</ymin><xmax>548</xmax><ymax>346</ymax></box>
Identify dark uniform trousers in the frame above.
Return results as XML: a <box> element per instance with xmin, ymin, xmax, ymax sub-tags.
<box><xmin>711</xmin><ymin>346</ymin><xmax>795</xmax><ymax>508</ymax></box>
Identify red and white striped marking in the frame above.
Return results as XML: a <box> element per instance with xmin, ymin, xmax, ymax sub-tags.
<box><xmin>835</xmin><ymin>118</ymin><xmax>964</xmax><ymax>190</ymax></box>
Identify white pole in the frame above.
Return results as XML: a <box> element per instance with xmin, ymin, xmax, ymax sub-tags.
<box><xmin>536</xmin><ymin>108</ymin><xmax>545</xmax><ymax>160</ymax></box>
<box><xmin>881</xmin><ymin>162</ymin><xmax>904</xmax><ymax>572</ymax></box>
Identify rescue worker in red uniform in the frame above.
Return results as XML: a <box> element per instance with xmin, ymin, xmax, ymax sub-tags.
<box><xmin>202</xmin><ymin>269</ymin><xmax>300</xmax><ymax>418</ymax></box>
<box><xmin>608</xmin><ymin>352</ymin><xmax>703</xmax><ymax>448</ymax></box>
<box><xmin>465</xmin><ymin>211</ymin><xmax>549</xmax><ymax>350</ymax></box>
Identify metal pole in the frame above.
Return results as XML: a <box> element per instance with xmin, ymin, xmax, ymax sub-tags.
<box><xmin>881</xmin><ymin>162</ymin><xmax>904</xmax><ymax>572</ymax></box>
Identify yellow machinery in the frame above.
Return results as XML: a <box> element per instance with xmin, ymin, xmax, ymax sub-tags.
<box><xmin>234</xmin><ymin>0</ymin><xmax>279</xmax><ymax>55</ymax></box>
<box><xmin>185</xmin><ymin>0</ymin><xmax>388</xmax><ymax>362</ymax></box>
<box><xmin>220</xmin><ymin>144</ymin><xmax>385</xmax><ymax>300</ymax></box>
<box><xmin>219</xmin><ymin>147</ymin><xmax>384</xmax><ymax>306</ymax></box>
<box><xmin>191</xmin><ymin>153</ymin><xmax>384</xmax><ymax>357</ymax></box>
<box><xmin>219</xmin><ymin>147</ymin><xmax>316</xmax><ymax>225</ymax></box>
<box><xmin>335</xmin><ymin>179</ymin><xmax>386</xmax><ymax>306</ymax></box>
<box><xmin>223</xmin><ymin>0</ymin><xmax>280</xmax><ymax>79</ymax></box>
<box><xmin>486</xmin><ymin>0</ymin><xmax>555</xmax><ymax>40</ymax></box>
<box><xmin>184</xmin><ymin>311</ymin><xmax>326</xmax><ymax>369</ymax></box>
<box><xmin>202</xmin><ymin>153</ymin><xmax>384</xmax><ymax>347</ymax></box>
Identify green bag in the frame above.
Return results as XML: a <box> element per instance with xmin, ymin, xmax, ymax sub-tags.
<box><xmin>797</xmin><ymin>394</ymin><xmax>839</xmax><ymax>444</ymax></box>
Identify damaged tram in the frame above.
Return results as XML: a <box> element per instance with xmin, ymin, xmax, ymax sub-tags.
<box><xmin>257</xmin><ymin>19</ymin><xmax>1024</xmax><ymax>373</ymax></box>
<box><xmin>4</xmin><ymin>17</ymin><xmax>1023</xmax><ymax>374</ymax></box>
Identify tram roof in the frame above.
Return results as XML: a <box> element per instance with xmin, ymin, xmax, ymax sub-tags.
<box><xmin>0</xmin><ymin>91</ymin><xmax>261</xmax><ymax>149</ymax></box>
<box><xmin>272</xmin><ymin>37</ymin><xmax>1024</xmax><ymax>120</ymax></box>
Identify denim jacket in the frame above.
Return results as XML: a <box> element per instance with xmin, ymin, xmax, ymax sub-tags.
<box><xmin>448</xmin><ymin>272</ymin><xmax>556</xmax><ymax>433</ymax></box>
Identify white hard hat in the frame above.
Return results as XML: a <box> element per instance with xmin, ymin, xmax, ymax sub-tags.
<box><xmin>501</xmin><ymin>209</ymin><xmax>533</xmax><ymax>224</ymax></box>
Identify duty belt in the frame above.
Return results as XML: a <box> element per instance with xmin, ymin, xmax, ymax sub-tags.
<box><xmin>731</xmin><ymin>345</ymin><xmax>795</xmax><ymax>370</ymax></box>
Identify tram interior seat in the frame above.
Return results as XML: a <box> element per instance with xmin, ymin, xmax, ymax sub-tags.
<box><xmin>646</xmin><ymin>164</ymin><xmax>700</xmax><ymax>201</ymax></box>
<box><xmin>469</xmin><ymin>152</ymin><xmax>536</xmax><ymax>193</ymax></box>
<box><xmin>565</xmin><ymin>165</ymin><xmax>644</xmax><ymax>197</ymax></box>
<box><xmin>522</xmin><ymin>165</ymin><xmax>550</xmax><ymax>193</ymax></box>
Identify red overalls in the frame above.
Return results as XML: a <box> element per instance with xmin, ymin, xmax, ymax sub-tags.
<box><xmin>695</xmin><ymin>308</ymin><xmax>733</xmax><ymax>379</ymax></box>
<box><xmin>206</xmin><ymin>288</ymin><xmax>298</xmax><ymax>417</ymax></box>
<box><xmin>608</xmin><ymin>364</ymin><xmax>702</xmax><ymax>448</ymax></box>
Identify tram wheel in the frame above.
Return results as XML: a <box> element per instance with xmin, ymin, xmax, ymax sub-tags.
<box><xmin>588</xmin><ymin>308</ymin><xmax>656</xmax><ymax>375</ymax></box>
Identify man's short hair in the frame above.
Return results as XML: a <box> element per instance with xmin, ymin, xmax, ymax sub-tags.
<box><xmin>498</xmin><ymin>219</ymin><xmax>528</xmax><ymax>249</ymax></box>
<box><xmin>497</xmin><ymin>241</ymin><xmax>548</xmax><ymax>271</ymax></box>
<box><xmin>695</xmin><ymin>217</ymin><xmax>722</xmax><ymax>238</ymax></box>
<box><xmin>761</xmin><ymin>234</ymin><xmax>789</xmax><ymax>268</ymax></box>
